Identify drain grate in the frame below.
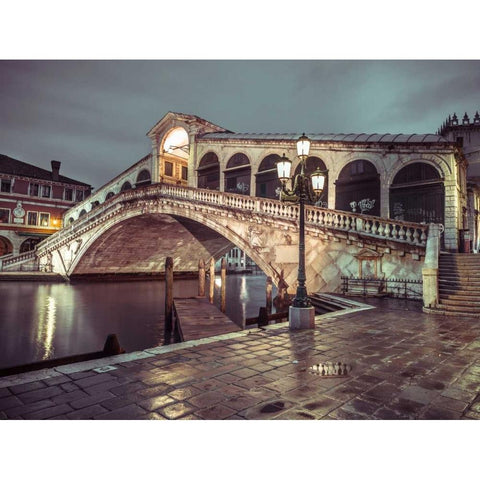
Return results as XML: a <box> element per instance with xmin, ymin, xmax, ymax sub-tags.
<box><xmin>308</xmin><ymin>362</ymin><xmax>351</xmax><ymax>377</ymax></box>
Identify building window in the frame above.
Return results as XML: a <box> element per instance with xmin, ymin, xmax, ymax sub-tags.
<box><xmin>39</xmin><ymin>213</ymin><xmax>50</xmax><ymax>227</ymax></box>
<box><xmin>164</xmin><ymin>161</ymin><xmax>174</xmax><ymax>177</ymax></box>
<box><xmin>64</xmin><ymin>188</ymin><xmax>73</xmax><ymax>201</ymax></box>
<box><xmin>41</xmin><ymin>185</ymin><xmax>51</xmax><ymax>198</ymax></box>
<box><xmin>0</xmin><ymin>208</ymin><xmax>10</xmax><ymax>223</ymax></box>
<box><xmin>1</xmin><ymin>179</ymin><xmax>12</xmax><ymax>193</ymax></box>
<box><xmin>27</xmin><ymin>212</ymin><xmax>38</xmax><ymax>225</ymax></box>
<box><xmin>29</xmin><ymin>183</ymin><xmax>39</xmax><ymax>196</ymax></box>
<box><xmin>75</xmin><ymin>190</ymin><xmax>84</xmax><ymax>202</ymax></box>
<box><xmin>181</xmin><ymin>166</ymin><xmax>188</xmax><ymax>181</ymax></box>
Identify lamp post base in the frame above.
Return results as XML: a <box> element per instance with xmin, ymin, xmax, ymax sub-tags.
<box><xmin>289</xmin><ymin>305</ymin><xmax>315</xmax><ymax>330</ymax></box>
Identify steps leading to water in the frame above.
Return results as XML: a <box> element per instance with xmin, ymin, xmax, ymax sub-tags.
<box><xmin>437</xmin><ymin>253</ymin><xmax>480</xmax><ymax>315</ymax></box>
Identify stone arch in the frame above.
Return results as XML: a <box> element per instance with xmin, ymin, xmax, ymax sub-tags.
<box><xmin>256</xmin><ymin>154</ymin><xmax>281</xmax><ymax>199</ymax></box>
<box><xmin>120</xmin><ymin>181</ymin><xmax>132</xmax><ymax>192</ymax></box>
<box><xmin>20</xmin><ymin>237</ymin><xmax>41</xmax><ymax>253</ymax></box>
<box><xmin>224</xmin><ymin>152</ymin><xmax>251</xmax><ymax>195</ymax></box>
<box><xmin>105</xmin><ymin>191</ymin><xmax>116</xmax><ymax>201</ymax></box>
<box><xmin>0</xmin><ymin>236</ymin><xmax>13</xmax><ymax>256</ymax></box>
<box><xmin>78</xmin><ymin>209</ymin><xmax>87</xmax><ymax>218</ymax></box>
<box><xmin>335</xmin><ymin>159</ymin><xmax>380</xmax><ymax>216</ymax></box>
<box><xmin>385</xmin><ymin>156</ymin><xmax>449</xmax><ymax>188</ymax></box>
<box><xmin>67</xmin><ymin>202</ymin><xmax>279</xmax><ymax>283</ymax></box>
<box><xmin>135</xmin><ymin>169</ymin><xmax>152</xmax><ymax>187</ymax></box>
<box><xmin>197</xmin><ymin>152</ymin><xmax>220</xmax><ymax>190</ymax></box>
<box><xmin>389</xmin><ymin>161</ymin><xmax>445</xmax><ymax>225</ymax></box>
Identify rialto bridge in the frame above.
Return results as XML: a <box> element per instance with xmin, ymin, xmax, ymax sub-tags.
<box><xmin>1</xmin><ymin>111</ymin><xmax>464</xmax><ymax>309</ymax></box>
<box><xmin>59</xmin><ymin>111</ymin><xmax>468</xmax><ymax>254</ymax></box>
<box><xmin>31</xmin><ymin>183</ymin><xmax>431</xmax><ymax>299</ymax></box>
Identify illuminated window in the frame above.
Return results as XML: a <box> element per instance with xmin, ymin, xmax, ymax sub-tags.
<box><xmin>163</xmin><ymin>127</ymin><xmax>189</xmax><ymax>160</ymax></box>
<box><xmin>39</xmin><ymin>213</ymin><xmax>50</xmax><ymax>227</ymax></box>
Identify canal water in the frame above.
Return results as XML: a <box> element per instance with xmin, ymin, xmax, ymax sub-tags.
<box><xmin>0</xmin><ymin>273</ymin><xmax>277</xmax><ymax>369</ymax></box>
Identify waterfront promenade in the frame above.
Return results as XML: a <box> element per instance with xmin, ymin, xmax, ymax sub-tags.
<box><xmin>1</xmin><ymin>297</ymin><xmax>479</xmax><ymax>420</ymax></box>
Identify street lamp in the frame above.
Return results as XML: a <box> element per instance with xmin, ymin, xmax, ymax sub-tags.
<box><xmin>276</xmin><ymin>134</ymin><xmax>327</xmax><ymax>329</ymax></box>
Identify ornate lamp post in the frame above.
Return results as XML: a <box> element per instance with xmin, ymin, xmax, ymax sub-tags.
<box><xmin>276</xmin><ymin>134</ymin><xmax>326</xmax><ymax>329</ymax></box>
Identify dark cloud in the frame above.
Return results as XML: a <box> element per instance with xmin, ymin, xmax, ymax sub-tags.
<box><xmin>1</xmin><ymin>60</ymin><xmax>479</xmax><ymax>189</ymax></box>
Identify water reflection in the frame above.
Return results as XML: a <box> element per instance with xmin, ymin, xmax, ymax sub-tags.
<box><xmin>0</xmin><ymin>273</ymin><xmax>275</xmax><ymax>369</ymax></box>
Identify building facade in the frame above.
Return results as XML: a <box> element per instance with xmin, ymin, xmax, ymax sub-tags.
<box><xmin>438</xmin><ymin>111</ymin><xmax>480</xmax><ymax>252</ymax></box>
<box><xmin>0</xmin><ymin>154</ymin><xmax>91</xmax><ymax>257</ymax></box>
<box><xmin>64</xmin><ymin>111</ymin><xmax>473</xmax><ymax>253</ymax></box>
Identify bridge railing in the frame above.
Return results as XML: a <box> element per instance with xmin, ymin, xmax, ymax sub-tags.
<box><xmin>38</xmin><ymin>182</ymin><xmax>430</xmax><ymax>254</ymax></box>
<box><xmin>156</xmin><ymin>184</ymin><xmax>429</xmax><ymax>246</ymax></box>
<box><xmin>0</xmin><ymin>250</ymin><xmax>38</xmax><ymax>271</ymax></box>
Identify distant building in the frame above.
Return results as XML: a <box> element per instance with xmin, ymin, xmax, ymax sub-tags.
<box><xmin>438</xmin><ymin>112</ymin><xmax>480</xmax><ymax>252</ymax></box>
<box><xmin>0</xmin><ymin>154</ymin><xmax>91</xmax><ymax>256</ymax></box>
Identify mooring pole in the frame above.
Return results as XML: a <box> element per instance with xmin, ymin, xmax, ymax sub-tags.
<box><xmin>266</xmin><ymin>276</ymin><xmax>273</xmax><ymax>314</ymax></box>
<box><xmin>209</xmin><ymin>257</ymin><xmax>215</xmax><ymax>304</ymax></box>
<box><xmin>165</xmin><ymin>256</ymin><xmax>174</xmax><ymax>342</ymax></box>
<box><xmin>221</xmin><ymin>257</ymin><xmax>227</xmax><ymax>313</ymax></box>
<box><xmin>198</xmin><ymin>258</ymin><xmax>205</xmax><ymax>297</ymax></box>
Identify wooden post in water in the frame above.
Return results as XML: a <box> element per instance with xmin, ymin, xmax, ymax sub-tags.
<box><xmin>208</xmin><ymin>257</ymin><xmax>215</xmax><ymax>304</ymax></box>
<box><xmin>266</xmin><ymin>276</ymin><xmax>273</xmax><ymax>314</ymax></box>
<box><xmin>198</xmin><ymin>259</ymin><xmax>206</xmax><ymax>297</ymax></box>
<box><xmin>220</xmin><ymin>257</ymin><xmax>226</xmax><ymax>313</ymax></box>
<box><xmin>165</xmin><ymin>257</ymin><xmax>174</xmax><ymax>342</ymax></box>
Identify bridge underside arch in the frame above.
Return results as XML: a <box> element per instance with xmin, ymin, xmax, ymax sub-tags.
<box><xmin>71</xmin><ymin>214</ymin><xmax>237</xmax><ymax>276</ymax></box>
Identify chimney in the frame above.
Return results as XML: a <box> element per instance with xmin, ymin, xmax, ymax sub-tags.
<box><xmin>51</xmin><ymin>160</ymin><xmax>61</xmax><ymax>181</ymax></box>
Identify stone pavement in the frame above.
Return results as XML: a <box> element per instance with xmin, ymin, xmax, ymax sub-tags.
<box><xmin>1</xmin><ymin>297</ymin><xmax>480</xmax><ymax>420</ymax></box>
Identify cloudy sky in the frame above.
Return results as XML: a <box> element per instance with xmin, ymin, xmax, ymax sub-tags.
<box><xmin>1</xmin><ymin>2</ymin><xmax>479</xmax><ymax>191</ymax></box>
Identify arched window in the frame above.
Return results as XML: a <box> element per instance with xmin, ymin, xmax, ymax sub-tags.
<box><xmin>105</xmin><ymin>191</ymin><xmax>115</xmax><ymax>200</ymax></box>
<box><xmin>335</xmin><ymin>160</ymin><xmax>380</xmax><ymax>216</ymax></box>
<box><xmin>136</xmin><ymin>169</ymin><xmax>152</xmax><ymax>187</ymax></box>
<box><xmin>68</xmin><ymin>217</ymin><xmax>74</xmax><ymax>224</ymax></box>
<box><xmin>20</xmin><ymin>238</ymin><xmax>41</xmax><ymax>253</ymax></box>
<box><xmin>0</xmin><ymin>236</ymin><xmax>13</xmax><ymax>256</ymax></box>
<box><xmin>294</xmin><ymin>156</ymin><xmax>328</xmax><ymax>207</ymax></box>
<box><xmin>197</xmin><ymin>152</ymin><xmax>220</xmax><ymax>190</ymax></box>
<box><xmin>224</xmin><ymin>153</ymin><xmax>251</xmax><ymax>195</ymax></box>
<box><xmin>120</xmin><ymin>181</ymin><xmax>132</xmax><ymax>192</ymax></box>
<box><xmin>256</xmin><ymin>154</ymin><xmax>281</xmax><ymax>199</ymax></box>
<box><xmin>390</xmin><ymin>162</ymin><xmax>444</xmax><ymax>224</ymax></box>
<box><xmin>79</xmin><ymin>209</ymin><xmax>87</xmax><ymax>217</ymax></box>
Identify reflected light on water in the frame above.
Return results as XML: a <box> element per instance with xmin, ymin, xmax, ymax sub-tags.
<box><xmin>240</xmin><ymin>276</ymin><xmax>248</xmax><ymax>321</ymax></box>
<box><xmin>35</xmin><ymin>293</ymin><xmax>57</xmax><ymax>360</ymax></box>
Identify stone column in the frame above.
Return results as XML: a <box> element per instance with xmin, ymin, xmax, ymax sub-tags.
<box><xmin>422</xmin><ymin>224</ymin><xmax>440</xmax><ymax>310</ymax></box>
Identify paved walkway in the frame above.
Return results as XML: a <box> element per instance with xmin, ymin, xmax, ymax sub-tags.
<box><xmin>1</xmin><ymin>297</ymin><xmax>480</xmax><ymax>420</ymax></box>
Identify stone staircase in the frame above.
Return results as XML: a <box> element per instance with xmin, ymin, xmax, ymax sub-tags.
<box><xmin>438</xmin><ymin>253</ymin><xmax>480</xmax><ymax>315</ymax></box>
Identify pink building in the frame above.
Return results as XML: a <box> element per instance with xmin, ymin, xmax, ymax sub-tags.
<box><xmin>0</xmin><ymin>154</ymin><xmax>91</xmax><ymax>256</ymax></box>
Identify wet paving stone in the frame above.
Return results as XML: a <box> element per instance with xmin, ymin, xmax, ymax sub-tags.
<box><xmin>195</xmin><ymin>404</ymin><xmax>236</xmax><ymax>420</ymax></box>
<box><xmin>157</xmin><ymin>401</ymin><xmax>195</xmax><ymax>419</ymax></box>
<box><xmin>2</xmin><ymin>297</ymin><xmax>480</xmax><ymax>420</ymax></box>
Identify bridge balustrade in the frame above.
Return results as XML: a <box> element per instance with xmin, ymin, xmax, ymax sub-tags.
<box><xmin>37</xmin><ymin>183</ymin><xmax>429</xmax><ymax>258</ymax></box>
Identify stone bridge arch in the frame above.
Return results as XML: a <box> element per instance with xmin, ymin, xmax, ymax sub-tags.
<box><xmin>66</xmin><ymin>203</ymin><xmax>281</xmax><ymax>282</ymax></box>
<box><xmin>37</xmin><ymin>184</ymin><xmax>429</xmax><ymax>294</ymax></box>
